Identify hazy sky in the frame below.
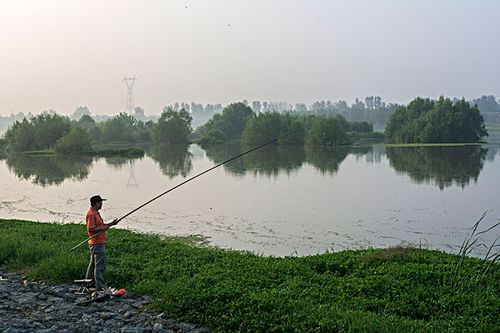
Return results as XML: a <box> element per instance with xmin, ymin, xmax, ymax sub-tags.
<box><xmin>1</xmin><ymin>0</ymin><xmax>499</xmax><ymax>116</ymax></box>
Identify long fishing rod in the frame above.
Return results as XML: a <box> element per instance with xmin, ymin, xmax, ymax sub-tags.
<box><xmin>70</xmin><ymin>131</ymin><xmax>296</xmax><ymax>251</ymax></box>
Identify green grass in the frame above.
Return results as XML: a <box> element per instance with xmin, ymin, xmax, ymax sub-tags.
<box><xmin>0</xmin><ymin>219</ymin><xmax>498</xmax><ymax>332</ymax></box>
<box><xmin>383</xmin><ymin>142</ymin><xmax>484</xmax><ymax>148</ymax></box>
<box><xmin>7</xmin><ymin>147</ymin><xmax>145</xmax><ymax>157</ymax></box>
<box><xmin>85</xmin><ymin>147</ymin><xmax>144</xmax><ymax>157</ymax></box>
<box><xmin>21</xmin><ymin>149</ymin><xmax>56</xmax><ymax>155</ymax></box>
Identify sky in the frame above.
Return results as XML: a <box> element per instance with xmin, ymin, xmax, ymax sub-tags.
<box><xmin>0</xmin><ymin>0</ymin><xmax>499</xmax><ymax>116</ymax></box>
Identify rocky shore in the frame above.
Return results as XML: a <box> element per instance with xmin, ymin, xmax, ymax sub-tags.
<box><xmin>0</xmin><ymin>271</ymin><xmax>209</xmax><ymax>333</ymax></box>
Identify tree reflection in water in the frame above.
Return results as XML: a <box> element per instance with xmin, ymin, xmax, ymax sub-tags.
<box><xmin>202</xmin><ymin>143</ymin><xmax>371</xmax><ymax>176</ymax></box>
<box><xmin>102</xmin><ymin>156</ymin><xmax>144</xmax><ymax>170</ymax></box>
<box><xmin>202</xmin><ymin>143</ymin><xmax>305</xmax><ymax>176</ymax></box>
<box><xmin>305</xmin><ymin>146</ymin><xmax>351</xmax><ymax>174</ymax></box>
<box><xmin>148</xmin><ymin>144</ymin><xmax>193</xmax><ymax>179</ymax></box>
<box><xmin>5</xmin><ymin>154</ymin><xmax>93</xmax><ymax>187</ymax></box>
<box><xmin>201</xmin><ymin>143</ymin><xmax>244</xmax><ymax>175</ymax></box>
<box><xmin>385</xmin><ymin>146</ymin><xmax>488</xmax><ymax>189</ymax></box>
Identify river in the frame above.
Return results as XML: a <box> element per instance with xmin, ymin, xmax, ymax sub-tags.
<box><xmin>0</xmin><ymin>144</ymin><xmax>499</xmax><ymax>257</ymax></box>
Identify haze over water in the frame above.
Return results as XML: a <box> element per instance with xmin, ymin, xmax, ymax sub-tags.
<box><xmin>1</xmin><ymin>144</ymin><xmax>498</xmax><ymax>257</ymax></box>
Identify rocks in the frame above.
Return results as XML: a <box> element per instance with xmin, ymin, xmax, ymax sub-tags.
<box><xmin>0</xmin><ymin>271</ymin><xmax>209</xmax><ymax>332</ymax></box>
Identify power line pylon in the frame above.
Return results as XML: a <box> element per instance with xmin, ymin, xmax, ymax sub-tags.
<box><xmin>123</xmin><ymin>75</ymin><xmax>138</xmax><ymax>114</ymax></box>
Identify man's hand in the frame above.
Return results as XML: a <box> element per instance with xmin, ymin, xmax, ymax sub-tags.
<box><xmin>104</xmin><ymin>219</ymin><xmax>120</xmax><ymax>230</ymax></box>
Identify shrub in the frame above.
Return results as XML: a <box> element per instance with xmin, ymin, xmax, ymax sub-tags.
<box><xmin>306</xmin><ymin>116</ymin><xmax>351</xmax><ymax>146</ymax></box>
<box><xmin>54</xmin><ymin>127</ymin><xmax>92</xmax><ymax>155</ymax></box>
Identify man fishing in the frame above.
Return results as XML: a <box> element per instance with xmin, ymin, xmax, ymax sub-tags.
<box><xmin>85</xmin><ymin>195</ymin><xmax>118</xmax><ymax>291</ymax></box>
<box><xmin>71</xmin><ymin>132</ymin><xmax>294</xmax><ymax>256</ymax></box>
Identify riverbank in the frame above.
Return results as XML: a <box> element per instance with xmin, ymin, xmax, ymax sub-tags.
<box><xmin>3</xmin><ymin>147</ymin><xmax>145</xmax><ymax>158</ymax></box>
<box><xmin>0</xmin><ymin>270</ymin><xmax>208</xmax><ymax>333</ymax></box>
<box><xmin>1</xmin><ymin>219</ymin><xmax>499</xmax><ymax>332</ymax></box>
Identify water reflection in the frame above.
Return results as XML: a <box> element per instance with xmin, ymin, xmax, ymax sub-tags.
<box><xmin>486</xmin><ymin>145</ymin><xmax>500</xmax><ymax>162</ymax></box>
<box><xmin>385</xmin><ymin>146</ymin><xmax>488</xmax><ymax>189</ymax></box>
<box><xmin>356</xmin><ymin>146</ymin><xmax>384</xmax><ymax>164</ymax></box>
<box><xmin>2</xmin><ymin>144</ymin><xmax>494</xmax><ymax>190</ymax></box>
<box><xmin>102</xmin><ymin>156</ymin><xmax>143</xmax><ymax>170</ymax></box>
<box><xmin>306</xmin><ymin>146</ymin><xmax>373</xmax><ymax>174</ymax></box>
<box><xmin>201</xmin><ymin>144</ymin><xmax>245</xmax><ymax>175</ymax></box>
<box><xmin>203</xmin><ymin>144</ymin><xmax>359</xmax><ymax>176</ymax></box>
<box><xmin>5</xmin><ymin>154</ymin><xmax>93</xmax><ymax>187</ymax></box>
<box><xmin>148</xmin><ymin>144</ymin><xmax>193</xmax><ymax>178</ymax></box>
<box><xmin>203</xmin><ymin>144</ymin><xmax>306</xmax><ymax>176</ymax></box>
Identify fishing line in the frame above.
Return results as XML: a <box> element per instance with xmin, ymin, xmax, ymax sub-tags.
<box><xmin>70</xmin><ymin>131</ymin><xmax>296</xmax><ymax>251</ymax></box>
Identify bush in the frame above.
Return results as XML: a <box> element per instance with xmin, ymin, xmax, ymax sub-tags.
<box><xmin>4</xmin><ymin>113</ymin><xmax>71</xmax><ymax>151</ymax></box>
<box><xmin>100</xmin><ymin>113</ymin><xmax>138</xmax><ymax>143</ymax></box>
<box><xmin>154</xmin><ymin>108</ymin><xmax>192</xmax><ymax>144</ymax></box>
<box><xmin>198</xmin><ymin>102</ymin><xmax>254</xmax><ymax>143</ymax></box>
<box><xmin>54</xmin><ymin>127</ymin><xmax>92</xmax><ymax>155</ymax></box>
<box><xmin>200</xmin><ymin>129</ymin><xmax>226</xmax><ymax>144</ymax></box>
<box><xmin>306</xmin><ymin>116</ymin><xmax>351</xmax><ymax>146</ymax></box>
<box><xmin>241</xmin><ymin>113</ymin><xmax>306</xmax><ymax>145</ymax></box>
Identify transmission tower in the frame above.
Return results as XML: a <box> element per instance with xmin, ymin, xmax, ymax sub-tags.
<box><xmin>123</xmin><ymin>75</ymin><xmax>138</xmax><ymax>114</ymax></box>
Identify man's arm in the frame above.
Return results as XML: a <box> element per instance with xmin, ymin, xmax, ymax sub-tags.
<box><xmin>88</xmin><ymin>219</ymin><xmax>119</xmax><ymax>233</ymax></box>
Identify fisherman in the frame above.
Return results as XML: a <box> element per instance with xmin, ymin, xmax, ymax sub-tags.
<box><xmin>85</xmin><ymin>195</ymin><xmax>118</xmax><ymax>291</ymax></box>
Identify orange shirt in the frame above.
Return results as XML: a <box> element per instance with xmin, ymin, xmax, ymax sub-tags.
<box><xmin>86</xmin><ymin>207</ymin><xmax>107</xmax><ymax>244</ymax></box>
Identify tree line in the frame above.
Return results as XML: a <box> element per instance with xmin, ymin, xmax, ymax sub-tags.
<box><xmin>165</xmin><ymin>94</ymin><xmax>500</xmax><ymax>128</ymax></box>
<box><xmin>195</xmin><ymin>102</ymin><xmax>377</xmax><ymax>146</ymax></box>
<box><xmin>2</xmin><ymin>94</ymin><xmax>499</xmax><ymax>136</ymax></box>
<box><xmin>0</xmin><ymin>96</ymin><xmax>490</xmax><ymax>154</ymax></box>
<box><xmin>1</xmin><ymin>107</ymin><xmax>192</xmax><ymax>155</ymax></box>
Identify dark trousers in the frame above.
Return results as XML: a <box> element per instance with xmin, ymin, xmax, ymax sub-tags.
<box><xmin>85</xmin><ymin>243</ymin><xmax>106</xmax><ymax>291</ymax></box>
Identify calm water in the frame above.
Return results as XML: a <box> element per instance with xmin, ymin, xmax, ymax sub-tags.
<box><xmin>0</xmin><ymin>144</ymin><xmax>499</xmax><ymax>257</ymax></box>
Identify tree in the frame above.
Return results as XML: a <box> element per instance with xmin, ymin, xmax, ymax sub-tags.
<box><xmin>241</xmin><ymin>112</ymin><xmax>282</xmax><ymax>145</ymax></box>
<box><xmin>472</xmin><ymin>95</ymin><xmax>500</xmax><ymax>113</ymax></box>
<box><xmin>252</xmin><ymin>101</ymin><xmax>262</xmax><ymax>113</ymax></box>
<box><xmin>306</xmin><ymin>116</ymin><xmax>350</xmax><ymax>146</ymax></box>
<box><xmin>385</xmin><ymin>97</ymin><xmax>488</xmax><ymax>143</ymax></box>
<box><xmin>72</xmin><ymin>106</ymin><xmax>91</xmax><ymax>120</ymax></box>
<box><xmin>4</xmin><ymin>112</ymin><xmax>71</xmax><ymax>151</ymax></box>
<box><xmin>54</xmin><ymin>127</ymin><xmax>92</xmax><ymax>155</ymax></box>
<box><xmin>100</xmin><ymin>113</ymin><xmax>138</xmax><ymax>142</ymax></box>
<box><xmin>77</xmin><ymin>114</ymin><xmax>96</xmax><ymax>129</ymax></box>
<box><xmin>294</xmin><ymin>103</ymin><xmax>308</xmax><ymax>113</ymax></box>
<box><xmin>279</xmin><ymin>116</ymin><xmax>306</xmax><ymax>144</ymax></box>
<box><xmin>154</xmin><ymin>107</ymin><xmax>192</xmax><ymax>144</ymax></box>
<box><xmin>4</xmin><ymin>118</ymin><xmax>34</xmax><ymax>151</ymax></box>
<box><xmin>134</xmin><ymin>106</ymin><xmax>146</xmax><ymax>121</ymax></box>
<box><xmin>198</xmin><ymin>102</ymin><xmax>254</xmax><ymax>143</ymax></box>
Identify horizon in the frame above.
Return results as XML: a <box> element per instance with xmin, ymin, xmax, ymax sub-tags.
<box><xmin>1</xmin><ymin>94</ymin><xmax>499</xmax><ymax>119</ymax></box>
<box><xmin>1</xmin><ymin>0</ymin><xmax>499</xmax><ymax>116</ymax></box>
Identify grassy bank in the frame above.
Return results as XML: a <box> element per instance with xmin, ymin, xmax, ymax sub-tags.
<box><xmin>383</xmin><ymin>142</ymin><xmax>484</xmax><ymax>148</ymax></box>
<box><xmin>1</xmin><ymin>219</ymin><xmax>498</xmax><ymax>332</ymax></box>
<box><xmin>3</xmin><ymin>147</ymin><xmax>145</xmax><ymax>158</ymax></box>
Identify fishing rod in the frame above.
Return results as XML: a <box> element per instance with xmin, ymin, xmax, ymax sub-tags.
<box><xmin>70</xmin><ymin>131</ymin><xmax>296</xmax><ymax>251</ymax></box>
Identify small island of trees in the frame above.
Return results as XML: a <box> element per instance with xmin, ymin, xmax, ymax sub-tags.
<box><xmin>385</xmin><ymin>97</ymin><xmax>488</xmax><ymax>144</ymax></box>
